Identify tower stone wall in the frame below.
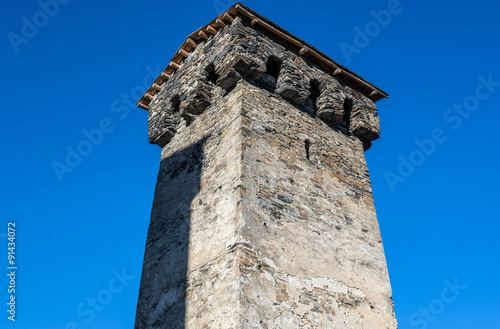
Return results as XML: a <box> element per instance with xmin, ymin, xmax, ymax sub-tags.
<box><xmin>135</xmin><ymin>6</ymin><xmax>397</xmax><ymax>329</ymax></box>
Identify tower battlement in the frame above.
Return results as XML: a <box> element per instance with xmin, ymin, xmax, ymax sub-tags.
<box><xmin>142</xmin><ymin>4</ymin><xmax>384</xmax><ymax>150</ymax></box>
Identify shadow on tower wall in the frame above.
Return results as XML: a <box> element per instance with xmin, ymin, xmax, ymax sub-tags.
<box><xmin>135</xmin><ymin>137</ymin><xmax>207</xmax><ymax>329</ymax></box>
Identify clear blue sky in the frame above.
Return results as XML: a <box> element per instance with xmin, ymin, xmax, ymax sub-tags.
<box><xmin>1</xmin><ymin>0</ymin><xmax>499</xmax><ymax>328</ymax></box>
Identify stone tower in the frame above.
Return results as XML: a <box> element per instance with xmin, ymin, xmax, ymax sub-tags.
<box><xmin>135</xmin><ymin>3</ymin><xmax>397</xmax><ymax>328</ymax></box>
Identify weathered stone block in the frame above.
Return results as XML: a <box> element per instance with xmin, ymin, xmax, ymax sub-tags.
<box><xmin>227</xmin><ymin>53</ymin><xmax>266</xmax><ymax>81</ymax></box>
<box><xmin>316</xmin><ymin>80</ymin><xmax>346</xmax><ymax>124</ymax></box>
<box><xmin>216</xmin><ymin>67</ymin><xmax>241</xmax><ymax>90</ymax></box>
<box><xmin>179</xmin><ymin>81</ymin><xmax>212</xmax><ymax>123</ymax></box>
<box><xmin>350</xmin><ymin>94</ymin><xmax>381</xmax><ymax>143</ymax></box>
<box><xmin>276</xmin><ymin>59</ymin><xmax>310</xmax><ymax>106</ymax></box>
<box><xmin>147</xmin><ymin>103</ymin><xmax>180</xmax><ymax>147</ymax></box>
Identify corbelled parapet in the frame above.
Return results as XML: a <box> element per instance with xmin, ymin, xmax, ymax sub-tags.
<box><xmin>142</xmin><ymin>3</ymin><xmax>386</xmax><ymax>150</ymax></box>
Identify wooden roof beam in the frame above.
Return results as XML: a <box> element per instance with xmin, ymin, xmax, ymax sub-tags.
<box><xmin>215</xmin><ymin>18</ymin><xmax>226</xmax><ymax>27</ymax></box>
<box><xmin>152</xmin><ymin>83</ymin><xmax>162</xmax><ymax>92</ymax></box>
<box><xmin>186</xmin><ymin>38</ymin><xmax>197</xmax><ymax>48</ymax></box>
<box><xmin>222</xmin><ymin>12</ymin><xmax>234</xmax><ymax>22</ymax></box>
<box><xmin>169</xmin><ymin>62</ymin><xmax>181</xmax><ymax>70</ymax></box>
<box><xmin>205</xmin><ymin>25</ymin><xmax>218</xmax><ymax>35</ymax></box>
<box><xmin>198</xmin><ymin>30</ymin><xmax>209</xmax><ymax>39</ymax></box>
<box><xmin>137</xmin><ymin>102</ymin><xmax>149</xmax><ymax>110</ymax></box>
<box><xmin>298</xmin><ymin>47</ymin><xmax>309</xmax><ymax>55</ymax></box>
<box><xmin>178</xmin><ymin>49</ymin><xmax>190</xmax><ymax>58</ymax></box>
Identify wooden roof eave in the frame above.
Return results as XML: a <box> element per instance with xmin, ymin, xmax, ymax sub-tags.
<box><xmin>136</xmin><ymin>3</ymin><xmax>388</xmax><ymax>111</ymax></box>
